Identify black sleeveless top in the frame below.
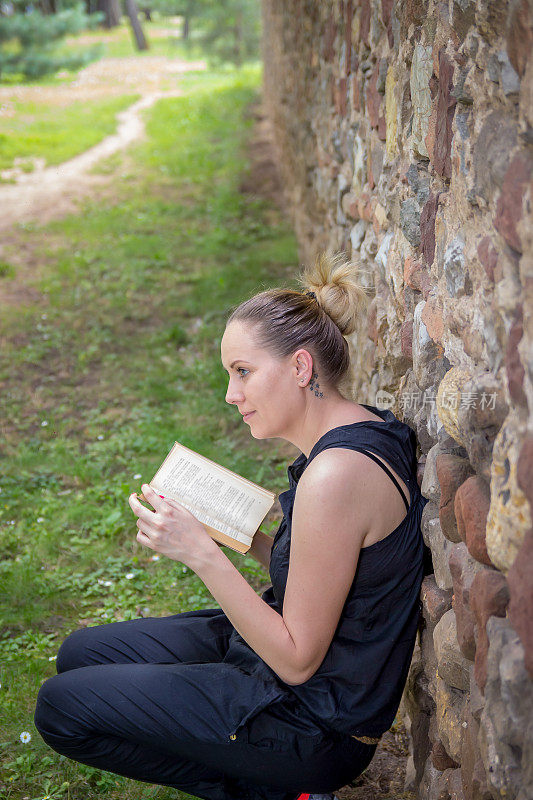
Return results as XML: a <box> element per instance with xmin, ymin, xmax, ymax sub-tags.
<box><xmin>222</xmin><ymin>404</ymin><xmax>428</xmax><ymax>738</ymax></box>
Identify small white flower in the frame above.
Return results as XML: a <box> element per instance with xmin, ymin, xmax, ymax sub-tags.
<box><xmin>125</xmin><ymin>572</ymin><xmax>135</xmax><ymax>580</ymax></box>
<box><xmin>97</xmin><ymin>578</ymin><xmax>113</xmax><ymax>587</ymax></box>
<box><xmin>181</xmin><ymin>566</ymin><xmax>187</xmax><ymax>573</ymax></box>
<box><xmin>133</xmin><ymin>473</ymin><xmax>142</xmax><ymax>480</ymax></box>
<box><xmin>41</xmin><ymin>420</ymin><xmax>48</xmax><ymax>427</ymax></box>
<box><xmin>48</xmin><ymin>655</ymin><xmax>57</xmax><ymax>661</ymax></box>
<box><xmin>41</xmin><ymin>313</ymin><xmax>47</xmax><ymax>320</ymax></box>
<box><xmin>19</xmin><ymin>731</ymin><xmax>31</xmax><ymax>743</ymax></box>
<box><xmin>37</xmin><ymin>517</ymin><xmax>44</xmax><ymax>523</ymax></box>
<box><xmin>97</xmin><ymin>434</ymin><xmax>104</xmax><ymax>440</ymax></box>
<box><xmin>151</xmin><ymin>555</ymin><xmax>160</xmax><ymax>561</ymax></box>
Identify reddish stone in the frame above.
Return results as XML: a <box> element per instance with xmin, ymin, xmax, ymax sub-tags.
<box><xmin>470</xmin><ymin>568</ymin><xmax>510</xmax><ymax>693</ymax></box>
<box><xmin>323</xmin><ymin>13</ymin><xmax>337</xmax><ymax>62</ymax></box>
<box><xmin>420</xmin><ymin>192</ymin><xmax>441</xmax><ymax>266</ymax></box>
<box><xmin>421</xmin><ymin>290</ymin><xmax>445</xmax><ymax>346</ymax></box>
<box><xmin>433</xmin><ymin>50</ymin><xmax>457</xmax><ymax>179</ymax></box>
<box><xmin>421</xmin><ymin>574</ymin><xmax>452</xmax><ymax>626</ymax></box>
<box><xmin>437</xmin><ymin>768</ymin><xmax>465</xmax><ymax>800</ymax></box>
<box><xmin>377</xmin><ymin>115</ymin><xmax>386</xmax><ymax>140</ymax></box>
<box><xmin>359</xmin><ymin>0</ymin><xmax>371</xmax><ymax>44</ymax></box>
<box><xmin>505</xmin><ymin>303</ymin><xmax>527</xmax><ymax>407</ymax></box>
<box><xmin>454</xmin><ymin>476</ymin><xmax>493</xmax><ymax>567</ymax></box>
<box><xmin>477</xmin><ymin>236</ymin><xmax>500</xmax><ymax>283</ymax></box>
<box><xmin>366</xmin><ymin>68</ymin><xmax>382</xmax><ymax>130</ymax></box>
<box><xmin>401</xmin><ymin>319</ymin><xmax>413</xmax><ymax>359</ymax></box>
<box><xmin>381</xmin><ymin>0</ymin><xmax>395</xmax><ymax>49</ymax></box>
<box><xmin>437</xmin><ymin>455</ymin><xmax>475</xmax><ymax>544</ymax></box>
<box><xmin>506</xmin><ymin>0</ymin><xmax>533</xmax><ymax>77</ymax></box>
<box><xmin>335</xmin><ymin>77</ymin><xmax>347</xmax><ymax>116</ymax></box>
<box><xmin>345</xmin><ymin>0</ymin><xmax>353</xmax><ymax>75</ymax></box>
<box><xmin>517</xmin><ymin>433</ymin><xmax>533</xmax><ymax>512</ymax></box>
<box><xmin>494</xmin><ymin>151</ymin><xmax>533</xmax><ymax>253</ymax></box>
<box><xmin>351</xmin><ymin>71</ymin><xmax>361</xmax><ymax>112</ymax></box>
<box><xmin>507</xmin><ymin>527</ymin><xmax>533</xmax><ymax>679</ymax></box>
<box><xmin>449</xmin><ymin>543</ymin><xmax>477</xmax><ymax>661</ymax></box>
<box><xmin>432</xmin><ymin>739</ymin><xmax>459</xmax><ymax>771</ymax></box>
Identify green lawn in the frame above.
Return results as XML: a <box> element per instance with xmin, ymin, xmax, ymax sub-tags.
<box><xmin>0</xmin><ymin>95</ymin><xmax>139</xmax><ymax>173</ymax></box>
<box><xmin>0</xmin><ymin>62</ymin><xmax>298</xmax><ymax>800</ymax></box>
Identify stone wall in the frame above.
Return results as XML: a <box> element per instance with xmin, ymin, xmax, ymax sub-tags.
<box><xmin>260</xmin><ymin>1</ymin><xmax>533</xmax><ymax>799</ymax></box>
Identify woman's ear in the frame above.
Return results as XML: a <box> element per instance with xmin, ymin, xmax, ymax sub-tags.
<box><xmin>293</xmin><ymin>349</ymin><xmax>313</xmax><ymax>386</ymax></box>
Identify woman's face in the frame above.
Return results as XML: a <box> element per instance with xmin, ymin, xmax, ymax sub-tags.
<box><xmin>220</xmin><ymin>320</ymin><xmax>304</xmax><ymax>439</ymax></box>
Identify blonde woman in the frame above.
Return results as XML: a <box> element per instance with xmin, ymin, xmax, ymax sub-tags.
<box><xmin>35</xmin><ymin>252</ymin><xmax>428</xmax><ymax>800</ymax></box>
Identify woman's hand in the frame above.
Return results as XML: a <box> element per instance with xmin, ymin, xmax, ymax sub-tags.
<box><xmin>128</xmin><ymin>484</ymin><xmax>219</xmax><ymax>571</ymax></box>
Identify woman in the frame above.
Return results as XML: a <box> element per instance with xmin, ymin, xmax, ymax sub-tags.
<box><xmin>34</xmin><ymin>252</ymin><xmax>428</xmax><ymax>800</ymax></box>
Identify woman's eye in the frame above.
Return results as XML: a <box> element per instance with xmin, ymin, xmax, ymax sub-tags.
<box><xmin>237</xmin><ymin>368</ymin><xmax>249</xmax><ymax>377</ymax></box>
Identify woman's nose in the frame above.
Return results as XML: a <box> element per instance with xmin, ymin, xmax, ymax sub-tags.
<box><xmin>225</xmin><ymin>378</ymin><xmax>244</xmax><ymax>405</ymax></box>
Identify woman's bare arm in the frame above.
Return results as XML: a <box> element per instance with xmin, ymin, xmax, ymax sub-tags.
<box><xmin>193</xmin><ymin>449</ymin><xmax>372</xmax><ymax>685</ymax></box>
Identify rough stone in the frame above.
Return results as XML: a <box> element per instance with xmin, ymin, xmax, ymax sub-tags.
<box><xmin>433</xmin><ymin>608</ymin><xmax>471</xmax><ymax>691</ymax></box>
<box><xmin>454</xmin><ymin>476</ymin><xmax>493</xmax><ymax>567</ymax></box>
<box><xmin>432</xmin><ymin>738</ymin><xmax>459</xmax><ymax>771</ymax></box>
<box><xmin>420</xmin><ymin>191</ymin><xmax>441</xmax><ymax>266</ymax></box>
<box><xmin>507</xmin><ymin>527</ymin><xmax>533</xmax><ymax>679</ymax></box>
<box><xmin>421</xmin><ymin>443</ymin><xmax>441</xmax><ymax>503</ymax></box>
<box><xmin>455</xmin><ymin>371</ymin><xmax>508</xmax><ymax>485</ymax></box>
<box><xmin>432</xmin><ymin>50</ymin><xmax>457</xmax><ymax>179</ymax></box>
<box><xmin>436</xmin><ymin>453</ymin><xmax>474</xmax><ymax>543</ymax></box>
<box><xmin>413</xmin><ymin>300</ymin><xmax>448</xmax><ymax>392</ymax></box>
<box><xmin>494</xmin><ymin>151</ymin><xmax>533</xmax><ymax>254</ymax></box>
<box><xmin>485</xmin><ymin>411</ymin><xmax>533</xmax><ymax>573</ymax></box>
<box><xmin>476</xmin><ymin>235</ymin><xmax>500</xmax><ymax>283</ymax></box>
<box><xmin>470</xmin><ymin>567</ymin><xmax>510</xmax><ymax>693</ymax></box>
<box><xmin>421</xmin><ymin>289</ymin><xmax>445</xmax><ymax>346</ymax></box>
<box><xmin>385</xmin><ymin>63</ymin><xmax>399</xmax><ymax>160</ymax></box>
<box><xmin>422</xmin><ymin>501</ymin><xmax>454</xmax><ymax>590</ymax></box>
<box><xmin>479</xmin><ymin>617</ymin><xmax>533</xmax><ymax>800</ymax></box>
<box><xmin>422</xmin><ymin>573</ymin><xmax>453</xmax><ymax>628</ymax></box>
<box><xmin>449</xmin><ymin>542</ymin><xmax>480</xmax><ymax>661</ymax></box>
<box><xmin>505</xmin><ymin>303</ymin><xmax>527</xmax><ymax>408</ymax></box>
<box><xmin>400</xmin><ymin>198</ymin><xmax>421</xmax><ymax>247</ymax></box>
<box><xmin>435</xmin><ymin>673</ymin><xmax>466</xmax><ymax>763</ymax></box>
<box><xmin>473</xmin><ymin>111</ymin><xmax>518</xmax><ymax>203</ymax></box>
<box><xmin>461</xmin><ymin>704</ymin><xmax>492</xmax><ymax>800</ymax></box>
<box><xmin>411</xmin><ymin>43</ymin><xmax>433</xmax><ymax>158</ymax></box>
<box><xmin>435</xmin><ymin>367</ymin><xmax>472</xmax><ymax>449</ymax></box>
<box><xmin>443</xmin><ymin>236</ymin><xmax>467</xmax><ymax>297</ymax></box>
<box><xmin>506</xmin><ymin>0</ymin><xmax>533</xmax><ymax>78</ymax></box>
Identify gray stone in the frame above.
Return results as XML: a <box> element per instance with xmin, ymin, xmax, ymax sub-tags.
<box><xmin>400</xmin><ymin>198</ymin><xmax>421</xmax><ymax>247</ymax></box>
<box><xmin>349</xmin><ymin>219</ymin><xmax>368</xmax><ymax>251</ymax></box>
<box><xmin>479</xmin><ymin>617</ymin><xmax>533</xmax><ymax>800</ymax></box>
<box><xmin>374</xmin><ymin>229</ymin><xmax>394</xmax><ymax>276</ymax></box>
<box><xmin>435</xmin><ymin>674</ymin><xmax>467</xmax><ymax>763</ymax></box>
<box><xmin>433</xmin><ymin>608</ymin><xmax>471</xmax><ymax>691</ymax></box>
<box><xmin>421</xmin><ymin>443</ymin><xmax>442</xmax><ymax>503</ymax></box>
<box><xmin>444</xmin><ymin>235</ymin><xmax>467</xmax><ymax>297</ymax></box>
<box><xmin>473</xmin><ymin>112</ymin><xmax>518</xmax><ymax>202</ymax></box>
<box><xmin>413</xmin><ymin>301</ymin><xmax>447</xmax><ymax>392</ymax></box>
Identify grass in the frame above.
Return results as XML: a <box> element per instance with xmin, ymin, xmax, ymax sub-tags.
<box><xmin>0</xmin><ymin>95</ymin><xmax>139</xmax><ymax>172</ymax></box>
<box><xmin>0</xmin><ymin>58</ymin><xmax>298</xmax><ymax>799</ymax></box>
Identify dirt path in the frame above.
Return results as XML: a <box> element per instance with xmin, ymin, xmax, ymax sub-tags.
<box><xmin>0</xmin><ymin>55</ymin><xmax>206</xmax><ymax>233</ymax></box>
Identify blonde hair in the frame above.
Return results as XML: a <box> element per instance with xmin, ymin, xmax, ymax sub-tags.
<box><xmin>225</xmin><ymin>251</ymin><xmax>370</xmax><ymax>390</ymax></box>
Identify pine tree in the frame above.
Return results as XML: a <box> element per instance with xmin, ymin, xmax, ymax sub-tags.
<box><xmin>0</xmin><ymin>2</ymin><xmax>99</xmax><ymax>81</ymax></box>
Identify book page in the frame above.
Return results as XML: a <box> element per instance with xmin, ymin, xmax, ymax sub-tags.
<box><xmin>150</xmin><ymin>443</ymin><xmax>275</xmax><ymax>545</ymax></box>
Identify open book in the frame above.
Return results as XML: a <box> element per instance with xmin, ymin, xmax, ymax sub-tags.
<box><xmin>138</xmin><ymin>441</ymin><xmax>276</xmax><ymax>554</ymax></box>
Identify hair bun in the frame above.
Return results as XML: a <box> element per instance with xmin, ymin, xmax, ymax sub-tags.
<box><xmin>299</xmin><ymin>251</ymin><xmax>371</xmax><ymax>335</ymax></box>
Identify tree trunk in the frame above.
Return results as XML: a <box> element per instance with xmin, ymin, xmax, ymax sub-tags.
<box><xmin>125</xmin><ymin>0</ymin><xmax>149</xmax><ymax>51</ymax></box>
<box><xmin>182</xmin><ymin>15</ymin><xmax>189</xmax><ymax>39</ymax></box>
<box><xmin>97</xmin><ymin>0</ymin><xmax>121</xmax><ymax>28</ymax></box>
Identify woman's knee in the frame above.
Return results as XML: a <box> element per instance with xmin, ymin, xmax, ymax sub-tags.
<box><xmin>34</xmin><ymin>674</ymin><xmax>71</xmax><ymax>743</ymax></box>
<box><xmin>55</xmin><ymin>626</ymin><xmax>99</xmax><ymax>673</ymax></box>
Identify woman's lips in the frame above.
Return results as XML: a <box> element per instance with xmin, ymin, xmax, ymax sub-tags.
<box><xmin>243</xmin><ymin>412</ymin><xmax>255</xmax><ymax>422</ymax></box>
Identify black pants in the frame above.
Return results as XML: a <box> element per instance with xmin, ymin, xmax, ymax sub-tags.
<box><xmin>34</xmin><ymin>611</ymin><xmax>377</xmax><ymax>800</ymax></box>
